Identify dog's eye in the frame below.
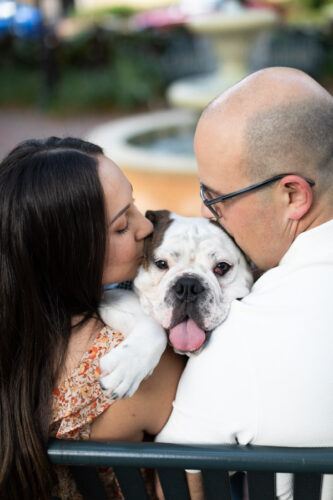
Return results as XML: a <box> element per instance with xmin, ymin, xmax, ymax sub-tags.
<box><xmin>154</xmin><ymin>260</ymin><xmax>169</xmax><ymax>270</ymax></box>
<box><xmin>214</xmin><ymin>262</ymin><xmax>231</xmax><ymax>276</ymax></box>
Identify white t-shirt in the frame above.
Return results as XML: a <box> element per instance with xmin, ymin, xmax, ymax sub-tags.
<box><xmin>157</xmin><ymin>219</ymin><xmax>333</xmax><ymax>499</ymax></box>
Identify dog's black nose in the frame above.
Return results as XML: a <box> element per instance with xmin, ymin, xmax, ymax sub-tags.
<box><xmin>174</xmin><ymin>277</ymin><xmax>204</xmax><ymax>302</ymax></box>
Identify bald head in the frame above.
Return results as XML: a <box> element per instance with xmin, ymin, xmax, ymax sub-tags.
<box><xmin>202</xmin><ymin>67</ymin><xmax>331</xmax><ymax>119</ymax></box>
<box><xmin>198</xmin><ymin>67</ymin><xmax>333</xmax><ymax>195</ymax></box>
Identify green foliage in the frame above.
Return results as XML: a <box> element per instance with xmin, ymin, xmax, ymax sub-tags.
<box><xmin>295</xmin><ymin>0</ymin><xmax>333</xmax><ymax>12</ymax></box>
<box><xmin>47</xmin><ymin>53</ymin><xmax>163</xmax><ymax>112</ymax></box>
<box><xmin>0</xmin><ymin>27</ymin><xmax>169</xmax><ymax>112</ymax></box>
<box><xmin>0</xmin><ymin>67</ymin><xmax>41</xmax><ymax>107</ymax></box>
<box><xmin>0</xmin><ymin>35</ymin><xmax>40</xmax><ymax>68</ymax></box>
<box><xmin>73</xmin><ymin>5</ymin><xmax>137</xmax><ymax>19</ymax></box>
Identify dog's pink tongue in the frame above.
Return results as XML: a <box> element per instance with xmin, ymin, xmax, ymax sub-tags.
<box><xmin>169</xmin><ymin>318</ymin><xmax>206</xmax><ymax>352</ymax></box>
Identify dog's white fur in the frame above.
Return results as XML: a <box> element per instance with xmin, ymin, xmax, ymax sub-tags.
<box><xmin>99</xmin><ymin>213</ymin><xmax>253</xmax><ymax>399</ymax></box>
<box><xmin>99</xmin><ymin>289</ymin><xmax>167</xmax><ymax>399</ymax></box>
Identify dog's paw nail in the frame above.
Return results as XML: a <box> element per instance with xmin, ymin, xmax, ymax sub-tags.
<box><xmin>110</xmin><ymin>392</ymin><xmax>119</xmax><ymax>399</ymax></box>
<box><xmin>99</xmin><ymin>379</ymin><xmax>107</xmax><ymax>391</ymax></box>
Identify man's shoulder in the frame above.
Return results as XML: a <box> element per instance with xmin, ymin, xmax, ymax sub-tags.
<box><xmin>249</xmin><ymin>218</ymin><xmax>333</xmax><ymax>296</ymax></box>
<box><xmin>280</xmin><ymin>218</ymin><xmax>333</xmax><ymax>267</ymax></box>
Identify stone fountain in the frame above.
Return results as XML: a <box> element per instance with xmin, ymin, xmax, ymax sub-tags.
<box><xmin>168</xmin><ymin>3</ymin><xmax>277</xmax><ymax>110</ymax></box>
<box><xmin>87</xmin><ymin>2</ymin><xmax>278</xmax><ymax>216</ymax></box>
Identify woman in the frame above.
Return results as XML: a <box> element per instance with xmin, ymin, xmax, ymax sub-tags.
<box><xmin>0</xmin><ymin>137</ymin><xmax>184</xmax><ymax>500</ymax></box>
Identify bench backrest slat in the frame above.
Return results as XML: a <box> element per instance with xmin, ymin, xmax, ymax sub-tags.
<box><xmin>294</xmin><ymin>473</ymin><xmax>322</xmax><ymax>500</ymax></box>
<box><xmin>247</xmin><ymin>471</ymin><xmax>275</xmax><ymax>500</ymax></box>
<box><xmin>69</xmin><ymin>466</ymin><xmax>109</xmax><ymax>500</ymax></box>
<box><xmin>202</xmin><ymin>469</ymin><xmax>232</xmax><ymax>500</ymax></box>
<box><xmin>157</xmin><ymin>467</ymin><xmax>191</xmax><ymax>500</ymax></box>
<box><xmin>113</xmin><ymin>466</ymin><xmax>149</xmax><ymax>500</ymax></box>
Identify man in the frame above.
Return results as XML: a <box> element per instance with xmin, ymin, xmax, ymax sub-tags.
<box><xmin>157</xmin><ymin>67</ymin><xmax>333</xmax><ymax>499</ymax></box>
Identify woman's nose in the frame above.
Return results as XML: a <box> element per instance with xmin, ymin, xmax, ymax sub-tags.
<box><xmin>136</xmin><ymin>209</ymin><xmax>154</xmax><ymax>240</ymax></box>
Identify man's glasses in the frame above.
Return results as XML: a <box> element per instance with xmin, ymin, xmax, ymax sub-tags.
<box><xmin>200</xmin><ymin>173</ymin><xmax>315</xmax><ymax>219</ymax></box>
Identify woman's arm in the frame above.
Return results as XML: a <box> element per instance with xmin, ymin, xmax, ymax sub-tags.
<box><xmin>99</xmin><ymin>289</ymin><xmax>168</xmax><ymax>399</ymax></box>
<box><xmin>90</xmin><ymin>347</ymin><xmax>185</xmax><ymax>441</ymax></box>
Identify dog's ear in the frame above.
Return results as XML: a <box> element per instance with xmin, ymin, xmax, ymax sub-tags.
<box><xmin>142</xmin><ymin>210</ymin><xmax>172</xmax><ymax>270</ymax></box>
<box><xmin>145</xmin><ymin>210</ymin><xmax>170</xmax><ymax>227</ymax></box>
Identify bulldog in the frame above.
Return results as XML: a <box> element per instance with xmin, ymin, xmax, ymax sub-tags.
<box><xmin>99</xmin><ymin>210</ymin><xmax>253</xmax><ymax>399</ymax></box>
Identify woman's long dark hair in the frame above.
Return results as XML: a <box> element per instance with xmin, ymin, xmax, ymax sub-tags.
<box><xmin>0</xmin><ymin>137</ymin><xmax>106</xmax><ymax>499</ymax></box>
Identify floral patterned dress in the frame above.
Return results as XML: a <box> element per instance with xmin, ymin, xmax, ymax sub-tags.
<box><xmin>49</xmin><ymin>325</ymin><xmax>125</xmax><ymax>499</ymax></box>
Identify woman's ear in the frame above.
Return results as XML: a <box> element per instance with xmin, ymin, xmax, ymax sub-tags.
<box><xmin>279</xmin><ymin>175</ymin><xmax>313</xmax><ymax>220</ymax></box>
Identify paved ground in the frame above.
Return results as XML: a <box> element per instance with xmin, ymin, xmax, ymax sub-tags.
<box><xmin>0</xmin><ymin>107</ymin><xmax>118</xmax><ymax>160</ymax></box>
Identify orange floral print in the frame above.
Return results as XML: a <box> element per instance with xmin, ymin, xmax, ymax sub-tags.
<box><xmin>49</xmin><ymin>326</ymin><xmax>125</xmax><ymax>499</ymax></box>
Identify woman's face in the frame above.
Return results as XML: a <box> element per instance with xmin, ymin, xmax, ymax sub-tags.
<box><xmin>97</xmin><ymin>155</ymin><xmax>153</xmax><ymax>285</ymax></box>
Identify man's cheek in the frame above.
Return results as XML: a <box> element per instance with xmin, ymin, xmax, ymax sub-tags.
<box><xmin>219</xmin><ymin>220</ymin><xmax>234</xmax><ymax>239</ymax></box>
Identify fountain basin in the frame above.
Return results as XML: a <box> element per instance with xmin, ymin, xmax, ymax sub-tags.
<box><xmin>87</xmin><ymin>109</ymin><xmax>202</xmax><ymax>216</ymax></box>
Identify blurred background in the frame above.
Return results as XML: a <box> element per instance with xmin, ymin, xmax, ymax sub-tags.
<box><xmin>0</xmin><ymin>0</ymin><xmax>332</xmax><ymax>215</ymax></box>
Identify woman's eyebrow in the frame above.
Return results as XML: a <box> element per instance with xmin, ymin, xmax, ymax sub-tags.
<box><xmin>110</xmin><ymin>204</ymin><xmax>130</xmax><ymax>225</ymax></box>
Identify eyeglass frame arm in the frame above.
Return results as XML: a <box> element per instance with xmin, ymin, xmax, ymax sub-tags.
<box><xmin>201</xmin><ymin>173</ymin><xmax>315</xmax><ymax>207</ymax></box>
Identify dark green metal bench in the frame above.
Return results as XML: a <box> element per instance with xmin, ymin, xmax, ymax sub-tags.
<box><xmin>48</xmin><ymin>439</ymin><xmax>333</xmax><ymax>500</ymax></box>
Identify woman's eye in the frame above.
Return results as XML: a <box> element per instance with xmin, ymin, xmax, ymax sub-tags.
<box><xmin>154</xmin><ymin>260</ymin><xmax>169</xmax><ymax>270</ymax></box>
<box><xmin>214</xmin><ymin>262</ymin><xmax>231</xmax><ymax>276</ymax></box>
<box><xmin>117</xmin><ymin>222</ymin><xmax>129</xmax><ymax>234</ymax></box>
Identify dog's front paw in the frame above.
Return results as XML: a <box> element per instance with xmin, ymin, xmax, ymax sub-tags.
<box><xmin>99</xmin><ymin>341</ymin><xmax>154</xmax><ymax>399</ymax></box>
<box><xmin>99</xmin><ymin>314</ymin><xmax>167</xmax><ymax>400</ymax></box>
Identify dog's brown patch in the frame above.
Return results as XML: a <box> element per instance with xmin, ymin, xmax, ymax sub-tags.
<box><xmin>142</xmin><ymin>210</ymin><xmax>173</xmax><ymax>270</ymax></box>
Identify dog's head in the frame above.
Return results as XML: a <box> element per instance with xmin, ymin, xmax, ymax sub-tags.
<box><xmin>134</xmin><ymin>210</ymin><xmax>253</xmax><ymax>355</ymax></box>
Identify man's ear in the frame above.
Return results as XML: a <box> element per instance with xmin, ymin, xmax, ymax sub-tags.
<box><xmin>279</xmin><ymin>175</ymin><xmax>313</xmax><ymax>220</ymax></box>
